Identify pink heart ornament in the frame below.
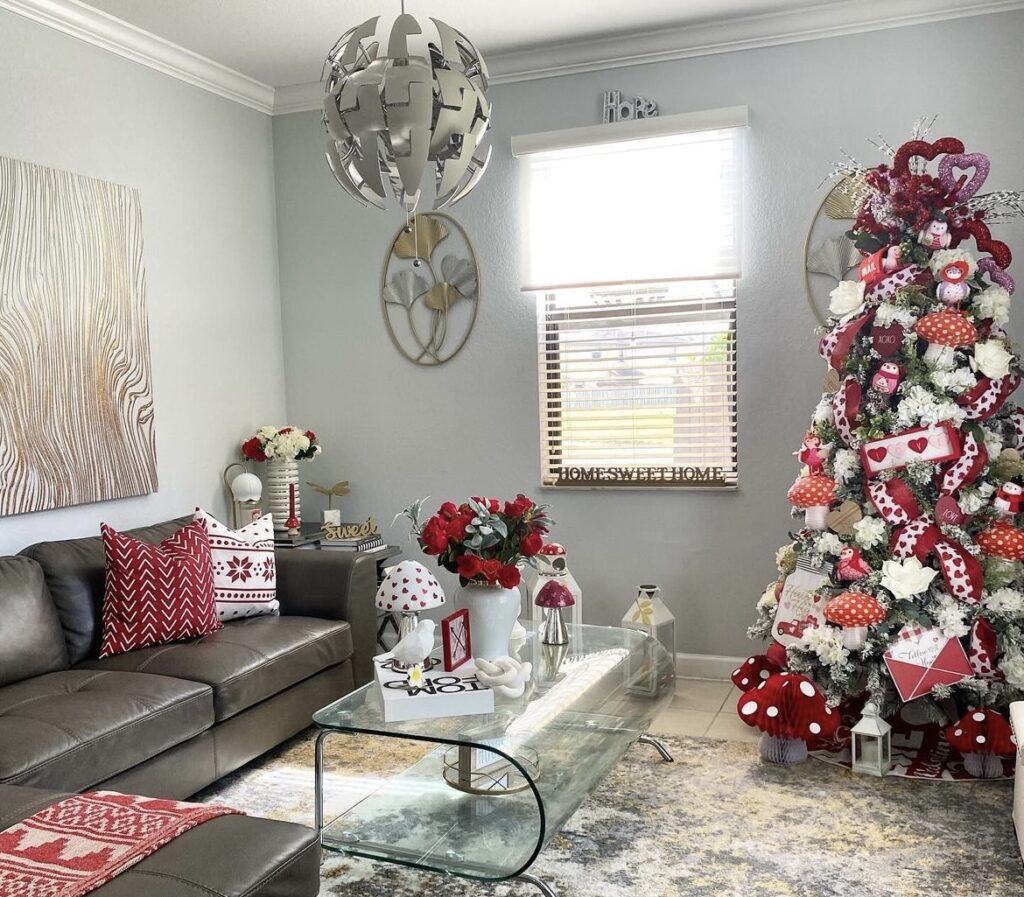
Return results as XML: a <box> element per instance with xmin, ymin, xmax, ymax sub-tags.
<box><xmin>937</xmin><ymin>152</ymin><xmax>990</xmax><ymax>202</ymax></box>
<box><xmin>978</xmin><ymin>257</ymin><xmax>1015</xmax><ymax>295</ymax></box>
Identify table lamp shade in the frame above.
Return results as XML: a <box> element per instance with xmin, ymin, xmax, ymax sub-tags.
<box><xmin>376</xmin><ymin>560</ymin><xmax>446</xmax><ymax>613</ymax></box>
<box><xmin>230</xmin><ymin>472</ymin><xmax>263</xmax><ymax>503</ymax></box>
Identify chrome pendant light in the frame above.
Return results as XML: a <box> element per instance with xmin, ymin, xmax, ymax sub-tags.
<box><xmin>322</xmin><ymin>5</ymin><xmax>492</xmax><ymax>212</ymax></box>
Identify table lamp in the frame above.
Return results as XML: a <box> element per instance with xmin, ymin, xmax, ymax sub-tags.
<box><xmin>376</xmin><ymin>560</ymin><xmax>446</xmax><ymax>670</ymax></box>
<box><xmin>223</xmin><ymin>462</ymin><xmax>263</xmax><ymax>529</ymax></box>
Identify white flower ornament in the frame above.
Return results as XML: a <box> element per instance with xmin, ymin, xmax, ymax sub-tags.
<box><xmin>881</xmin><ymin>557</ymin><xmax>938</xmax><ymax>600</ymax></box>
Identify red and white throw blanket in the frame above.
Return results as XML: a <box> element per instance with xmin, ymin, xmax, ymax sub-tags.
<box><xmin>0</xmin><ymin>791</ymin><xmax>241</xmax><ymax>897</ymax></box>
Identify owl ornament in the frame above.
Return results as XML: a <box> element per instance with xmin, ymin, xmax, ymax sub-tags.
<box><xmin>918</xmin><ymin>216</ymin><xmax>952</xmax><ymax>250</ymax></box>
<box><xmin>836</xmin><ymin>546</ymin><xmax>873</xmax><ymax>581</ymax></box>
<box><xmin>993</xmin><ymin>482</ymin><xmax>1024</xmax><ymax>519</ymax></box>
<box><xmin>871</xmin><ymin>362</ymin><xmax>902</xmax><ymax>396</ymax></box>
<box><xmin>936</xmin><ymin>260</ymin><xmax>972</xmax><ymax>306</ymax></box>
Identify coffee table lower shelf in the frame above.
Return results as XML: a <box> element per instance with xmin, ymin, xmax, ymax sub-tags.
<box><xmin>314</xmin><ymin>725</ymin><xmax>674</xmax><ymax>896</ymax></box>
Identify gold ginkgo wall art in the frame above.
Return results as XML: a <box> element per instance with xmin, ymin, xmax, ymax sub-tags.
<box><xmin>381</xmin><ymin>213</ymin><xmax>480</xmax><ymax>365</ymax></box>
<box><xmin>0</xmin><ymin>157</ymin><xmax>158</xmax><ymax>516</ymax></box>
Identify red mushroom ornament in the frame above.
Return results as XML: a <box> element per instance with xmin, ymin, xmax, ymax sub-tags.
<box><xmin>824</xmin><ymin>592</ymin><xmax>886</xmax><ymax>649</ymax></box>
<box><xmin>737</xmin><ymin>672</ymin><xmax>839</xmax><ymax>764</ymax></box>
<box><xmin>945</xmin><ymin>708</ymin><xmax>1016</xmax><ymax>778</ymax></box>
<box><xmin>787</xmin><ymin>475</ymin><xmax>836</xmax><ymax>531</ymax></box>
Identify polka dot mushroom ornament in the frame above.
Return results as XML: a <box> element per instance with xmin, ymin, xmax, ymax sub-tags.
<box><xmin>786</xmin><ymin>474</ymin><xmax>836</xmax><ymax>531</ymax></box>
<box><xmin>824</xmin><ymin>591</ymin><xmax>886</xmax><ymax>649</ymax></box>
<box><xmin>737</xmin><ymin>671</ymin><xmax>839</xmax><ymax>764</ymax></box>
<box><xmin>945</xmin><ymin>708</ymin><xmax>1016</xmax><ymax>778</ymax></box>
<box><xmin>731</xmin><ymin>651</ymin><xmax>784</xmax><ymax>691</ymax></box>
<box><xmin>976</xmin><ymin>522</ymin><xmax>1024</xmax><ymax>561</ymax></box>
<box><xmin>914</xmin><ymin>310</ymin><xmax>977</xmax><ymax>366</ymax></box>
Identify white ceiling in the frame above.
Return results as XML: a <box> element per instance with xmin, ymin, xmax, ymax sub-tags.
<box><xmin>80</xmin><ymin>0</ymin><xmax>836</xmax><ymax>88</ymax></box>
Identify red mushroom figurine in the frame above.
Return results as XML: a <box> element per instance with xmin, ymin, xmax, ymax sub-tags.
<box><xmin>536</xmin><ymin>580</ymin><xmax>575</xmax><ymax>646</ymax></box>
<box><xmin>914</xmin><ymin>310</ymin><xmax>977</xmax><ymax>366</ymax></box>
<box><xmin>824</xmin><ymin>592</ymin><xmax>886</xmax><ymax>649</ymax></box>
<box><xmin>731</xmin><ymin>653</ymin><xmax>784</xmax><ymax>691</ymax></box>
<box><xmin>787</xmin><ymin>475</ymin><xmax>836</xmax><ymax>531</ymax></box>
<box><xmin>945</xmin><ymin>708</ymin><xmax>1016</xmax><ymax>778</ymax></box>
<box><xmin>737</xmin><ymin>672</ymin><xmax>839</xmax><ymax>763</ymax></box>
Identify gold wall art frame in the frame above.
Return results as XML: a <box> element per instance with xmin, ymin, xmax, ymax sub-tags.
<box><xmin>0</xmin><ymin>156</ymin><xmax>157</xmax><ymax>516</ymax></box>
<box><xmin>381</xmin><ymin>213</ymin><xmax>480</xmax><ymax>365</ymax></box>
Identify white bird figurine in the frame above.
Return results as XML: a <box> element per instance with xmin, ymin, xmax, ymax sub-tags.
<box><xmin>391</xmin><ymin>619</ymin><xmax>435</xmax><ymax>668</ymax></box>
<box><xmin>474</xmin><ymin>656</ymin><xmax>533</xmax><ymax>698</ymax></box>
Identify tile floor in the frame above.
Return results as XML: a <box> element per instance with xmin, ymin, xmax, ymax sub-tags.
<box><xmin>650</xmin><ymin>677</ymin><xmax>758</xmax><ymax>743</ymax></box>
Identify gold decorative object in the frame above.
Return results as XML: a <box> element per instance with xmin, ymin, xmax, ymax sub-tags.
<box><xmin>307</xmin><ymin>480</ymin><xmax>351</xmax><ymax>508</ymax></box>
<box><xmin>0</xmin><ymin>157</ymin><xmax>157</xmax><ymax>516</ymax></box>
<box><xmin>803</xmin><ymin>173</ymin><xmax>871</xmax><ymax>326</ymax></box>
<box><xmin>322</xmin><ymin>516</ymin><xmax>380</xmax><ymax>541</ymax></box>
<box><xmin>381</xmin><ymin>212</ymin><xmax>479</xmax><ymax>365</ymax></box>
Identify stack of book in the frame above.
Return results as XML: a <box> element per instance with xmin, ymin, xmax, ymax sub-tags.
<box><xmin>322</xmin><ymin>533</ymin><xmax>388</xmax><ymax>552</ymax></box>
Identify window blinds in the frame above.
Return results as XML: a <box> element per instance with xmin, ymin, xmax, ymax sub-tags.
<box><xmin>537</xmin><ymin>282</ymin><xmax>737</xmax><ymax>488</ymax></box>
<box><xmin>513</xmin><ymin>107</ymin><xmax>746</xmax><ymax>292</ymax></box>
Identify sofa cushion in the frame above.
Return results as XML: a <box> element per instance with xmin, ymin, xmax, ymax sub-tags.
<box><xmin>0</xmin><ymin>556</ymin><xmax>69</xmax><ymax>687</ymax></box>
<box><xmin>20</xmin><ymin>517</ymin><xmax>192</xmax><ymax>664</ymax></box>
<box><xmin>0</xmin><ymin>785</ymin><xmax>321</xmax><ymax>897</ymax></box>
<box><xmin>195</xmin><ymin>509</ymin><xmax>280</xmax><ymax>621</ymax></box>
<box><xmin>0</xmin><ymin>670</ymin><xmax>213</xmax><ymax>791</ymax></box>
<box><xmin>99</xmin><ymin>521</ymin><xmax>221</xmax><ymax>658</ymax></box>
<box><xmin>77</xmin><ymin>616</ymin><xmax>352</xmax><ymax>721</ymax></box>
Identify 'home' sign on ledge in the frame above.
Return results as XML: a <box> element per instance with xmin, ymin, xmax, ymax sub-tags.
<box><xmin>602</xmin><ymin>90</ymin><xmax>658</xmax><ymax>123</ymax></box>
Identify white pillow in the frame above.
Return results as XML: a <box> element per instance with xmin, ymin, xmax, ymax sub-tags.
<box><xmin>194</xmin><ymin>508</ymin><xmax>279</xmax><ymax>621</ymax></box>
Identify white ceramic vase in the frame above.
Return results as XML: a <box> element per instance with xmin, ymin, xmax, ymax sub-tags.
<box><xmin>460</xmin><ymin>583</ymin><xmax>522</xmax><ymax>662</ymax></box>
<box><xmin>266</xmin><ymin>457</ymin><xmax>300</xmax><ymax>533</ymax></box>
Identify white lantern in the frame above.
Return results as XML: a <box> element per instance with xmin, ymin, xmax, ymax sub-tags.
<box><xmin>621</xmin><ymin>584</ymin><xmax>675</xmax><ymax>663</ymax></box>
<box><xmin>851</xmin><ymin>702</ymin><xmax>892</xmax><ymax>776</ymax></box>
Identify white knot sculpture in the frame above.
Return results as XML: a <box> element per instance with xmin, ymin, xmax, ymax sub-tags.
<box><xmin>474</xmin><ymin>656</ymin><xmax>532</xmax><ymax>698</ymax></box>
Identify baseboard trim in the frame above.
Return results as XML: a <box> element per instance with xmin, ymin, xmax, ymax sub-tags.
<box><xmin>675</xmin><ymin>652</ymin><xmax>744</xmax><ymax>681</ymax></box>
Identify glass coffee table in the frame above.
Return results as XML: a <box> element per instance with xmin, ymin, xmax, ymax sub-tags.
<box><xmin>312</xmin><ymin>624</ymin><xmax>675</xmax><ymax>897</ymax></box>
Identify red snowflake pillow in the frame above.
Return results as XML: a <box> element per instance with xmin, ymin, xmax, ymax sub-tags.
<box><xmin>100</xmin><ymin>521</ymin><xmax>221</xmax><ymax>658</ymax></box>
<box><xmin>194</xmin><ymin>508</ymin><xmax>279</xmax><ymax>621</ymax></box>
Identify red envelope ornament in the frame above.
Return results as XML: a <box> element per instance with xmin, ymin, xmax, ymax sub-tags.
<box><xmin>883</xmin><ymin>625</ymin><xmax>973</xmax><ymax>702</ymax></box>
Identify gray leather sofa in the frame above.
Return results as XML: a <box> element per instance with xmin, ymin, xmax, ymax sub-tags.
<box><xmin>0</xmin><ymin>516</ymin><xmax>379</xmax><ymax>895</ymax></box>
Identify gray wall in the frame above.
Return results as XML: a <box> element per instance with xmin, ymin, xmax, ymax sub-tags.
<box><xmin>273</xmin><ymin>10</ymin><xmax>1024</xmax><ymax>658</ymax></box>
<box><xmin>0</xmin><ymin>10</ymin><xmax>286</xmax><ymax>554</ymax></box>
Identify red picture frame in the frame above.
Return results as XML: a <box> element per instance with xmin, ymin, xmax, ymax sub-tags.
<box><xmin>859</xmin><ymin>421</ymin><xmax>961</xmax><ymax>478</ymax></box>
<box><xmin>441</xmin><ymin>608</ymin><xmax>472</xmax><ymax>672</ymax></box>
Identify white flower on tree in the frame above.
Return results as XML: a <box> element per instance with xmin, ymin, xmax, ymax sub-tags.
<box><xmin>984</xmin><ymin>588</ymin><xmax>1024</xmax><ymax>617</ymax></box>
<box><xmin>800</xmin><ymin>625</ymin><xmax>849</xmax><ymax>666</ymax></box>
<box><xmin>881</xmin><ymin>557</ymin><xmax>938</xmax><ymax>600</ymax></box>
<box><xmin>853</xmin><ymin>515</ymin><xmax>887</xmax><ymax>549</ymax></box>
<box><xmin>930</xmin><ymin>593</ymin><xmax>969</xmax><ymax>638</ymax></box>
<box><xmin>972</xmin><ymin>340</ymin><xmax>1013</xmax><ymax>379</ymax></box>
<box><xmin>974</xmin><ymin>285</ymin><xmax>1011</xmax><ymax>325</ymax></box>
<box><xmin>829</xmin><ymin>280</ymin><xmax>866</xmax><ymax>316</ymax></box>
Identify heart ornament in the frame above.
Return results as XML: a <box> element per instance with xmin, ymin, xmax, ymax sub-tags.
<box><xmin>892</xmin><ymin>137</ymin><xmax>965</xmax><ymax>177</ymax></box>
<box><xmin>957</xmin><ymin>219</ymin><xmax>1013</xmax><ymax>270</ymax></box>
<box><xmin>826</xmin><ymin>500</ymin><xmax>863</xmax><ymax>536</ymax></box>
<box><xmin>978</xmin><ymin>257</ymin><xmax>1015</xmax><ymax>295</ymax></box>
<box><xmin>937</xmin><ymin>152</ymin><xmax>991</xmax><ymax>202</ymax></box>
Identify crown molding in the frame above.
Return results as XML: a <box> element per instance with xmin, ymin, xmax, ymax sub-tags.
<box><xmin>0</xmin><ymin>0</ymin><xmax>275</xmax><ymax>114</ymax></box>
<box><xmin>273</xmin><ymin>0</ymin><xmax>1024</xmax><ymax>115</ymax></box>
<box><xmin>3</xmin><ymin>0</ymin><xmax>1020</xmax><ymax>117</ymax></box>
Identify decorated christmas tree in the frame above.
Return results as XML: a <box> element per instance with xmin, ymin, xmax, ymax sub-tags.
<box><xmin>742</xmin><ymin>122</ymin><xmax>1024</xmax><ymax>777</ymax></box>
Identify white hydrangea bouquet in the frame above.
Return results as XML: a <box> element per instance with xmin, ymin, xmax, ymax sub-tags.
<box><xmin>241</xmin><ymin>425</ymin><xmax>321</xmax><ymax>462</ymax></box>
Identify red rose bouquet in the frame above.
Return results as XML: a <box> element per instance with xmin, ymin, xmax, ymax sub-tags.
<box><xmin>398</xmin><ymin>495</ymin><xmax>553</xmax><ymax>588</ymax></box>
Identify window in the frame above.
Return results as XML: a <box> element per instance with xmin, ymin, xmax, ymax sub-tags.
<box><xmin>513</xmin><ymin>107</ymin><xmax>745</xmax><ymax>488</ymax></box>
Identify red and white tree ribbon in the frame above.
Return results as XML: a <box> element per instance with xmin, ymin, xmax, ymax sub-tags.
<box><xmin>1009</xmin><ymin>407</ymin><xmax>1024</xmax><ymax>451</ymax></box>
<box><xmin>937</xmin><ymin>432</ymin><xmax>987</xmax><ymax>495</ymax></box>
<box><xmin>832</xmin><ymin>377</ymin><xmax>862</xmax><ymax>445</ymax></box>
<box><xmin>819</xmin><ymin>309</ymin><xmax>876</xmax><ymax>372</ymax></box>
<box><xmin>865</xmin><ymin>477</ymin><xmax>921</xmax><ymax>525</ymax></box>
<box><xmin>968</xmin><ymin>616</ymin><xmax>1003</xmax><ymax>679</ymax></box>
<box><xmin>885</xmin><ymin>509</ymin><xmax>983</xmax><ymax>603</ymax></box>
<box><xmin>957</xmin><ymin>373</ymin><xmax>1020</xmax><ymax>421</ymax></box>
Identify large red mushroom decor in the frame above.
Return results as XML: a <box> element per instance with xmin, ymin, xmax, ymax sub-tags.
<box><xmin>945</xmin><ymin>708</ymin><xmax>1016</xmax><ymax>778</ymax></box>
<box><xmin>737</xmin><ymin>672</ymin><xmax>839</xmax><ymax>763</ymax></box>
<box><xmin>787</xmin><ymin>475</ymin><xmax>836</xmax><ymax>531</ymax></box>
<box><xmin>731</xmin><ymin>652</ymin><xmax>784</xmax><ymax>691</ymax></box>
<box><xmin>824</xmin><ymin>592</ymin><xmax>886</xmax><ymax>649</ymax></box>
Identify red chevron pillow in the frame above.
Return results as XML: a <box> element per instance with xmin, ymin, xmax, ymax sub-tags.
<box><xmin>99</xmin><ymin>521</ymin><xmax>221</xmax><ymax>658</ymax></box>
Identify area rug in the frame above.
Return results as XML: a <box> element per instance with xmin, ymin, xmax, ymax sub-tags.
<box><xmin>195</xmin><ymin>729</ymin><xmax>1020</xmax><ymax>897</ymax></box>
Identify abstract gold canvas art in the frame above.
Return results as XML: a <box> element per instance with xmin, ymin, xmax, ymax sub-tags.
<box><xmin>0</xmin><ymin>157</ymin><xmax>157</xmax><ymax>516</ymax></box>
